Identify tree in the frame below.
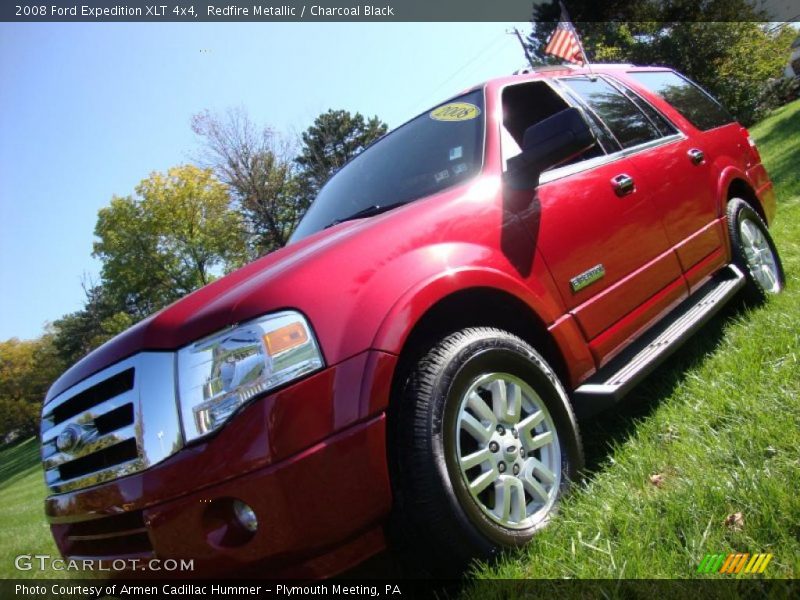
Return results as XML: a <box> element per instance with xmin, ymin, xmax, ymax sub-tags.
<box><xmin>93</xmin><ymin>165</ymin><xmax>248</xmax><ymax>318</ymax></box>
<box><xmin>295</xmin><ymin>109</ymin><xmax>387</xmax><ymax>199</ymax></box>
<box><xmin>192</xmin><ymin>108</ymin><xmax>304</xmax><ymax>255</ymax></box>
<box><xmin>525</xmin><ymin>1</ymin><xmax>794</xmax><ymax>124</ymax></box>
<box><xmin>0</xmin><ymin>335</ymin><xmax>64</xmax><ymax>439</ymax></box>
<box><xmin>51</xmin><ymin>283</ymin><xmax>133</xmax><ymax>366</ymax></box>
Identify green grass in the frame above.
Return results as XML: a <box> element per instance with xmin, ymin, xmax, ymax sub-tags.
<box><xmin>466</xmin><ymin>100</ymin><xmax>800</xmax><ymax>589</ymax></box>
<box><xmin>1</xmin><ymin>102</ymin><xmax>798</xmax><ymax>583</ymax></box>
<box><xmin>0</xmin><ymin>438</ymin><xmax>60</xmax><ymax>578</ymax></box>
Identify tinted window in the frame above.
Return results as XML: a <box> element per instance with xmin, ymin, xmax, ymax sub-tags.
<box><xmin>626</xmin><ymin>71</ymin><xmax>734</xmax><ymax>131</ymax></box>
<box><xmin>291</xmin><ymin>90</ymin><xmax>484</xmax><ymax>241</ymax></box>
<box><xmin>561</xmin><ymin>77</ymin><xmax>661</xmax><ymax>148</ymax></box>
<box><xmin>608</xmin><ymin>79</ymin><xmax>677</xmax><ymax>137</ymax></box>
<box><xmin>501</xmin><ymin>81</ymin><xmax>607</xmax><ymax>169</ymax></box>
<box><xmin>557</xmin><ymin>87</ymin><xmax>621</xmax><ymax>153</ymax></box>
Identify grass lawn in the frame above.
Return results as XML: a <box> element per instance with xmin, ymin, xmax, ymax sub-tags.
<box><xmin>0</xmin><ymin>437</ymin><xmax>59</xmax><ymax>578</ymax></box>
<box><xmin>1</xmin><ymin>101</ymin><xmax>798</xmax><ymax>583</ymax></box>
<box><xmin>466</xmin><ymin>100</ymin><xmax>800</xmax><ymax>589</ymax></box>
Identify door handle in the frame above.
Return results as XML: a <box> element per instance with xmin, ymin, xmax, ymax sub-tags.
<box><xmin>611</xmin><ymin>173</ymin><xmax>635</xmax><ymax>197</ymax></box>
<box><xmin>688</xmin><ymin>148</ymin><xmax>705</xmax><ymax>165</ymax></box>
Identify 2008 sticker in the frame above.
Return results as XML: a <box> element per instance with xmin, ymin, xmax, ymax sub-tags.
<box><xmin>430</xmin><ymin>102</ymin><xmax>481</xmax><ymax>122</ymax></box>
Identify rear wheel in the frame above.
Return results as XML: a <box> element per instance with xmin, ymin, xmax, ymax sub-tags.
<box><xmin>389</xmin><ymin>328</ymin><xmax>583</xmax><ymax>575</ymax></box>
<box><xmin>727</xmin><ymin>198</ymin><xmax>785</xmax><ymax>299</ymax></box>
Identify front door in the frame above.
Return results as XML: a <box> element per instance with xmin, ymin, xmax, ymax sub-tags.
<box><xmin>532</xmin><ymin>157</ymin><xmax>684</xmax><ymax>363</ymax></box>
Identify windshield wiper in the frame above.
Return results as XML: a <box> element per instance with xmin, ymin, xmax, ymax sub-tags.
<box><xmin>325</xmin><ymin>203</ymin><xmax>403</xmax><ymax>229</ymax></box>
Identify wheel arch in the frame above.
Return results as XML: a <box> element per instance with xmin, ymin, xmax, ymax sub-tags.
<box><xmin>726</xmin><ymin>177</ymin><xmax>767</xmax><ymax>223</ymax></box>
<box><xmin>383</xmin><ymin>285</ymin><xmax>570</xmax><ymax>402</ymax></box>
<box><xmin>714</xmin><ymin>166</ymin><xmax>767</xmax><ymax>223</ymax></box>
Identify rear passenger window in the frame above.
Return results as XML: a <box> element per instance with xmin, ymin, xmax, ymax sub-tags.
<box><xmin>560</xmin><ymin>77</ymin><xmax>661</xmax><ymax>148</ymax></box>
<box><xmin>626</xmin><ymin>71</ymin><xmax>734</xmax><ymax>131</ymax></box>
<box><xmin>608</xmin><ymin>79</ymin><xmax>678</xmax><ymax>137</ymax></box>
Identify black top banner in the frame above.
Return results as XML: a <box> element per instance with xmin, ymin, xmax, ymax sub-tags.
<box><xmin>2</xmin><ymin>0</ymin><xmax>800</xmax><ymax>22</ymax></box>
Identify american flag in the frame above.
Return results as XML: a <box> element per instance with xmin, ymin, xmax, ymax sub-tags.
<box><xmin>544</xmin><ymin>5</ymin><xmax>586</xmax><ymax>66</ymax></box>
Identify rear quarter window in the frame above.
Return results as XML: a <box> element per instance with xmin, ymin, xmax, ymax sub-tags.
<box><xmin>626</xmin><ymin>71</ymin><xmax>734</xmax><ymax>131</ymax></box>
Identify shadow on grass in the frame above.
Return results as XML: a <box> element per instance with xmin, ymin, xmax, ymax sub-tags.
<box><xmin>0</xmin><ymin>437</ymin><xmax>40</xmax><ymax>489</ymax></box>
<box><xmin>577</xmin><ymin>297</ymin><xmax>748</xmax><ymax>475</ymax></box>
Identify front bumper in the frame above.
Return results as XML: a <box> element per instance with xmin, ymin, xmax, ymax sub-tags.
<box><xmin>45</xmin><ymin>350</ymin><xmax>397</xmax><ymax>579</ymax></box>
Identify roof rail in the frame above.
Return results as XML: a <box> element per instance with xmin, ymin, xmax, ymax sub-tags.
<box><xmin>512</xmin><ymin>63</ymin><xmax>636</xmax><ymax>75</ymax></box>
<box><xmin>513</xmin><ymin>64</ymin><xmax>580</xmax><ymax>75</ymax></box>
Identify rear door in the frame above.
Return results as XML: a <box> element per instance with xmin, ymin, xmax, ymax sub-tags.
<box><xmin>614</xmin><ymin>71</ymin><xmax>730</xmax><ymax>292</ymax></box>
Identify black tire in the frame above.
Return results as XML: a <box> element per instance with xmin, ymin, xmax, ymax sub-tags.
<box><xmin>388</xmin><ymin>327</ymin><xmax>583</xmax><ymax>576</ymax></box>
<box><xmin>727</xmin><ymin>198</ymin><xmax>785</xmax><ymax>301</ymax></box>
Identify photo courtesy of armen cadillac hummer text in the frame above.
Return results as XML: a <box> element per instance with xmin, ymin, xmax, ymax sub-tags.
<box><xmin>40</xmin><ymin>64</ymin><xmax>784</xmax><ymax>577</ymax></box>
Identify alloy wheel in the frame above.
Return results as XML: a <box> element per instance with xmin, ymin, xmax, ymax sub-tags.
<box><xmin>453</xmin><ymin>372</ymin><xmax>561</xmax><ymax>530</ymax></box>
<box><xmin>739</xmin><ymin>217</ymin><xmax>781</xmax><ymax>293</ymax></box>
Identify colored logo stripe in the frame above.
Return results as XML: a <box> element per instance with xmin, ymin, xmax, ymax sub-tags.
<box><xmin>697</xmin><ymin>553</ymin><xmax>773</xmax><ymax>574</ymax></box>
<box><xmin>697</xmin><ymin>554</ymin><xmax>725</xmax><ymax>573</ymax></box>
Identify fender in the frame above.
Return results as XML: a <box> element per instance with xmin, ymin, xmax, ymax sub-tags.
<box><xmin>715</xmin><ymin>165</ymin><xmax>752</xmax><ymax>217</ymax></box>
<box><xmin>366</xmin><ymin>244</ymin><xmax>565</xmax><ymax>356</ymax></box>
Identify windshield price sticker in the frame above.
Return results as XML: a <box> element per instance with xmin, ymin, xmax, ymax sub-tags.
<box><xmin>430</xmin><ymin>103</ymin><xmax>481</xmax><ymax>122</ymax></box>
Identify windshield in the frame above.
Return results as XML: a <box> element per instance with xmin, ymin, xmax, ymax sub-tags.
<box><xmin>290</xmin><ymin>89</ymin><xmax>485</xmax><ymax>241</ymax></box>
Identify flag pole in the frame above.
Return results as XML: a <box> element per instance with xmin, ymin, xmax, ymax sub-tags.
<box><xmin>559</xmin><ymin>1</ymin><xmax>593</xmax><ymax>75</ymax></box>
<box><xmin>512</xmin><ymin>26</ymin><xmax>537</xmax><ymax>71</ymax></box>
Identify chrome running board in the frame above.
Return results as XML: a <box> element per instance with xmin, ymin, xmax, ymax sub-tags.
<box><xmin>572</xmin><ymin>265</ymin><xmax>746</xmax><ymax>416</ymax></box>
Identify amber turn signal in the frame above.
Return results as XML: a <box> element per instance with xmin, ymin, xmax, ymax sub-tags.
<box><xmin>264</xmin><ymin>322</ymin><xmax>308</xmax><ymax>355</ymax></box>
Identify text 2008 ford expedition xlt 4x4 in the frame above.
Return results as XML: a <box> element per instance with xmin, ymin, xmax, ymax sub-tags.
<box><xmin>41</xmin><ymin>64</ymin><xmax>784</xmax><ymax>577</ymax></box>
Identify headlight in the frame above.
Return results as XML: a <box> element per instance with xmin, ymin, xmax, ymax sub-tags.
<box><xmin>177</xmin><ymin>311</ymin><xmax>324</xmax><ymax>442</ymax></box>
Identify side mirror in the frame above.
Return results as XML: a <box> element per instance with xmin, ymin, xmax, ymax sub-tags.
<box><xmin>505</xmin><ymin>107</ymin><xmax>596</xmax><ymax>189</ymax></box>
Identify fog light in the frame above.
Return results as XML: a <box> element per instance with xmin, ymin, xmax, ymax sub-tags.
<box><xmin>232</xmin><ymin>499</ymin><xmax>258</xmax><ymax>533</ymax></box>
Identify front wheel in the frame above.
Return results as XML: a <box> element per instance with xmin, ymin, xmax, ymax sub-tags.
<box><xmin>388</xmin><ymin>328</ymin><xmax>583</xmax><ymax>575</ymax></box>
<box><xmin>727</xmin><ymin>198</ymin><xmax>785</xmax><ymax>299</ymax></box>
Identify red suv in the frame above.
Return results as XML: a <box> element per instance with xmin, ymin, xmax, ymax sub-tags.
<box><xmin>41</xmin><ymin>64</ymin><xmax>784</xmax><ymax>577</ymax></box>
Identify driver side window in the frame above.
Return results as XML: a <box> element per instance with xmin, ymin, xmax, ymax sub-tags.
<box><xmin>501</xmin><ymin>81</ymin><xmax>609</xmax><ymax>172</ymax></box>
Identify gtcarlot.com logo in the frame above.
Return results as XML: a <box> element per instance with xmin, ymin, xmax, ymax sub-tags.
<box><xmin>697</xmin><ymin>552</ymin><xmax>773</xmax><ymax>574</ymax></box>
<box><xmin>15</xmin><ymin>554</ymin><xmax>194</xmax><ymax>572</ymax></box>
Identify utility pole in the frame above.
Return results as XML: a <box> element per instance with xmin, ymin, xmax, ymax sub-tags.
<box><xmin>510</xmin><ymin>27</ymin><xmax>537</xmax><ymax>70</ymax></box>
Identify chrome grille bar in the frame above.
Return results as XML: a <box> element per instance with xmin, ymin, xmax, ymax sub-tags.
<box><xmin>41</xmin><ymin>353</ymin><xmax>183</xmax><ymax>494</ymax></box>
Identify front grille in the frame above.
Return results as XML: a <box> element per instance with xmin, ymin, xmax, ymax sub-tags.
<box><xmin>41</xmin><ymin>353</ymin><xmax>183</xmax><ymax>494</ymax></box>
<box><xmin>51</xmin><ymin>368</ymin><xmax>134</xmax><ymax>425</ymax></box>
<box><xmin>58</xmin><ymin>439</ymin><xmax>139</xmax><ymax>481</ymax></box>
<box><xmin>42</xmin><ymin>367</ymin><xmax>141</xmax><ymax>493</ymax></box>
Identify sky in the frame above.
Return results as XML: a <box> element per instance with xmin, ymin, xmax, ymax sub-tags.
<box><xmin>0</xmin><ymin>22</ymin><xmax>529</xmax><ymax>341</ymax></box>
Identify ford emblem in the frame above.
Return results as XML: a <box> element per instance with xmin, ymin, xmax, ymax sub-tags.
<box><xmin>56</xmin><ymin>425</ymin><xmax>82</xmax><ymax>453</ymax></box>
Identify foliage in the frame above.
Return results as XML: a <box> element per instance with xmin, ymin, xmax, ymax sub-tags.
<box><xmin>51</xmin><ymin>284</ymin><xmax>133</xmax><ymax>367</ymax></box>
<box><xmin>93</xmin><ymin>165</ymin><xmax>248</xmax><ymax>318</ymax></box>
<box><xmin>0</xmin><ymin>399</ymin><xmax>39</xmax><ymax>442</ymax></box>
<box><xmin>0</xmin><ymin>336</ymin><xmax>63</xmax><ymax>439</ymax></box>
<box><xmin>192</xmin><ymin>109</ymin><xmax>305</xmax><ymax>255</ymax></box>
<box><xmin>754</xmin><ymin>76</ymin><xmax>800</xmax><ymax>122</ymax></box>
<box><xmin>526</xmin><ymin>1</ymin><xmax>795</xmax><ymax>125</ymax></box>
<box><xmin>295</xmin><ymin>109</ymin><xmax>387</xmax><ymax>201</ymax></box>
<box><xmin>192</xmin><ymin>108</ymin><xmax>387</xmax><ymax>253</ymax></box>
<box><xmin>713</xmin><ymin>24</ymin><xmax>797</xmax><ymax>125</ymax></box>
